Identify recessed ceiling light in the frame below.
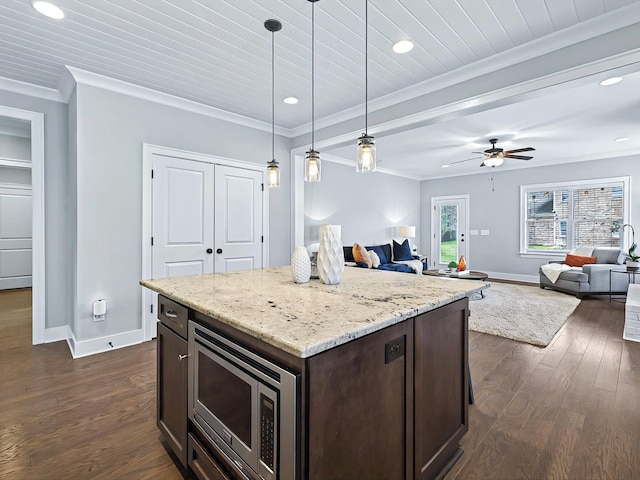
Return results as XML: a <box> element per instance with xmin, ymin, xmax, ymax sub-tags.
<box><xmin>599</xmin><ymin>77</ymin><xmax>622</xmax><ymax>86</ymax></box>
<box><xmin>31</xmin><ymin>1</ymin><xmax>65</xmax><ymax>19</ymax></box>
<box><xmin>283</xmin><ymin>97</ymin><xmax>298</xmax><ymax>105</ymax></box>
<box><xmin>441</xmin><ymin>164</ymin><xmax>449</xmax><ymax>168</ymax></box>
<box><xmin>392</xmin><ymin>40</ymin><xmax>414</xmax><ymax>54</ymax></box>
<box><xmin>615</xmin><ymin>137</ymin><xmax>630</xmax><ymax>142</ymax></box>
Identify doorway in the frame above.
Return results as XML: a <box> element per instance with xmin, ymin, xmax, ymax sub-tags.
<box><xmin>431</xmin><ymin>195</ymin><xmax>469</xmax><ymax>270</ymax></box>
<box><xmin>0</xmin><ymin>107</ymin><xmax>44</xmax><ymax>345</ymax></box>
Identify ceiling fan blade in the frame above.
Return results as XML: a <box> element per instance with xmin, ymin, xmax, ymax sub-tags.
<box><xmin>450</xmin><ymin>156</ymin><xmax>482</xmax><ymax>165</ymax></box>
<box><xmin>504</xmin><ymin>147</ymin><xmax>535</xmax><ymax>154</ymax></box>
<box><xmin>505</xmin><ymin>154</ymin><xmax>533</xmax><ymax>160</ymax></box>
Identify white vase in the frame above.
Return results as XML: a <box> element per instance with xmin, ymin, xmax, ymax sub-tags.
<box><xmin>291</xmin><ymin>246</ymin><xmax>311</xmax><ymax>283</ymax></box>
<box><xmin>317</xmin><ymin>225</ymin><xmax>345</xmax><ymax>285</ymax></box>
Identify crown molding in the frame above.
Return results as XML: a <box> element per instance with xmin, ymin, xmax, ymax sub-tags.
<box><xmin>0</xmin><ymin>76</ymin><xmax>64</xmax><ymax>103</ymax></box>
<box><xmin>63</xmin><ymin>66</ymin><xmax>290</xmax><ymax>137</ymax></box>
<box><xmin>290</xmin><ymin>3</ymin><xmax>640</xmax><ymax>138</ymax></box>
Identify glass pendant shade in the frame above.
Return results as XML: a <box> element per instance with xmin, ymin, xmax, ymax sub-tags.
<box><xmin>356</xmin><ymin>134</ymin><xmax>376</xmax><ymax>173</ymax></box>
<box><xmin>305</xmin><ymin>150</ymin><xmax>321</xmax><ymax>182</ymax></box>
<box><xmin>266</xmin><ymin>160</ymin><xmax>280</xmax><ymax>188</ymax></box>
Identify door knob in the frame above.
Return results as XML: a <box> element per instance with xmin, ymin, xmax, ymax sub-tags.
<box><xmin>206</xmin><ymin>248</ymin><xmax>213</xmax><ymax>254</ymax></box>
<box><xmin>216</xmin><ymin>248</ymin><xmax>223</xmax><ymax>254</ymax></box>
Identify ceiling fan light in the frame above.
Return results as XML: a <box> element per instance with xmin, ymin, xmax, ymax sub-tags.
<box><xmin>356</xmin><ymin>134</ymin><xmax>376</xmax><ymax>173</ymax></box>
<box><xmin>482</xmin><ymin>157</ymin><xmax>504</xmax><ymax>168</ymax></box>
<box><xmin>305</xmin><ymin>150</ymin><xmax>321</xmax><ymax>182</ymax></box>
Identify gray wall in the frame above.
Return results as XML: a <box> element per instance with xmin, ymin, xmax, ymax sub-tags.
<box><xmin>305</xmin><ymin>161</ymin><xmax>421</xmax><ymax>248</ymax></box>
<box><xmin>73</xmin><ymin>84</ymin><xmax>292</xmax><ymax>341</ymax></box>
<box><xmin>0</xmin><ymin>90</ymin><xmax>70</xmax><ymax>329</ymax></box>
<box><xmin>420</xmin><ymin>156</ymin><xmax>640</xmax><ymax>279</ymax></box>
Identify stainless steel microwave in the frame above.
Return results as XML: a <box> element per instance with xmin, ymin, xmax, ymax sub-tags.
<box><xmin>188</xmin><ymin>321</ymin><xmax>300</xmax><ymax>480</ymax></box>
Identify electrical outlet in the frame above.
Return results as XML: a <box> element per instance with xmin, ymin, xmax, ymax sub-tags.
<box><xmin>470</xmin><ymin>230</ymin><xmax>478</xmax><ymax>235</ymax></box>
<box><xmin>481</xmin><ymin>230</ymin><xmax>490</xmax><ymax>236</ymax></box>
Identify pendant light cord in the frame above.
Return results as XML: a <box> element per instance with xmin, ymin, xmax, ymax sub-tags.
<box><xmin>365</xmin><ymin>0</ymin><xmax>368</xmax><ymax>136</ymax></box>
<box><xmin>311</xmin><ymin>1</ymin><xmax>315</xmax><ymax>150</ymax></box>
<box><xmin>271</xmin><ymin>29</ymin><xmax>275</xmax><ymax>161</ymax></box>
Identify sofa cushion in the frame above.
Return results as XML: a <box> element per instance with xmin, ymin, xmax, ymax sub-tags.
<box><xmin>557</xmin><ymin>269</ymin><xmax>589</xmax><ymax>283</ymax></box>
<box><xmin>366</xmin><ymin>244</ymin><xmax>390</xmax><ymax>265</ymax></box>
<box><xmin>593</xmin><ymin>248</ymin><xmax>621</xmax><ymax>264</ymax></box>
<box><xmin>393</xmin><ymin>239</ymin><xmax>413</xmax><ymax>261</ymax></box>
<box><xmin>563</xmin><ymin>254</ymin><xmax>597</xmax><ymax>267</ymax></box>
<box><xmin>343</xmin><ymin>246</ymin><xmax>355</xmax><ymax>263</ymax></box>
<box><xmin>378</xmin><ymin>263</ymin><xmax>414</xmax><ymax>273</ymax></box>
<box><xmin>368</xmin><ymin>250</ymin><xmax>381</xmax><ymax>268</ymax></box>
<box><xmin>353</xmin><ymin>243</ymin><xmax>372</xmax><ymax>268</ymax></box>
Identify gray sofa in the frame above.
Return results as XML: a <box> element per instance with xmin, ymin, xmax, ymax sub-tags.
<box><xmin>539</xmin><ymin>248</ymin><xmax>630</xmax><ymax>298</ymax></box>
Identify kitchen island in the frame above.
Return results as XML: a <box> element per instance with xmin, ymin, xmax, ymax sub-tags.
<box><xmin>142</xmin><ymin>266</ymin><xmax>488</xmax><ymax>480</ymax></box>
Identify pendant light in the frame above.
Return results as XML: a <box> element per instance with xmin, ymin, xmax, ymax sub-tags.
<box><xmin>265</xmin><ymin>19</ymin><xmax>282</xmax><ymax>188</ymax></box>
<box><xmin>305</xmin><ymin>0</ymin><xmax>321</xmax><ymax>182</ymax></box>
<box><xmin>356</xmin><ymin>0</ymin><xmax>376</xmax><ymax>173</ymax></box>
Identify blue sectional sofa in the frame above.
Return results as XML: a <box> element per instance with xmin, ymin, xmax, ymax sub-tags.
<box><xmin>343</xmin><ymin>244</ymin><xmax>426</xmax><ymax>274</ymax></box>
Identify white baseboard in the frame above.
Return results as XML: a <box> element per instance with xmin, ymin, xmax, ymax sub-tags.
<box><xmin>485</xmin><ymin>271</ymin><xmax>539</xmax><ymax>284</ymax></box>
<box><xmin>43</xmin><ymin>325</ymin><xmax>72</xmax><ymax>343</ymax></box>
<box><xmin>66</xmin><ymin>328</ymin><xmax>145</xmax><ymax>359</ymax></box>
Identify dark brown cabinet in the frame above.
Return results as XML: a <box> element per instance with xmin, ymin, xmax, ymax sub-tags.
<box><xmin>306</xmin><ymin>297</ymin><xmax>468</xmax><ymax>480</ymax></box>
<box><xmin>156</xmin><ymin>293</ymin><xmax>468</xmax><ymax>479</ymax></box>
<box><xmin>157</xmin><ymin>321</ymin><xmax>188</xmax><ymax>467</ymax></box>
<box><xmin>414</xmin><ymin>300</ymin><xmax>469</xmax><ymax>479</ymax></box>
<box><xmin>307</xmin><ymin>320</ymin><xmax>413</xmax><ymax>479</ymax></box>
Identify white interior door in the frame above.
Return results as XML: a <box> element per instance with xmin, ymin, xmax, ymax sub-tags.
<box><xmin>431</xmin><ymin>196</ymin><xmax>469</xmax><ymax>270</ymax></box>
<box><xmin>214</xmin><ymin>165</ymin><xmax>263</xmax><ymax>272</ymax></box>
<box><xmin>0</xmin><ymin>185</ymin><xmax>32</xmax><ymax>290</ymax></box>
<box><xmin>151</xmin><ymin>156</ymin><xmax>215</xmax><ymax>336</ymax></box>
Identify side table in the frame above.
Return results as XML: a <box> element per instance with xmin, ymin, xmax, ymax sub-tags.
<box><xmin>609</xmin><ymin>269</ymin><xmax>640</xmax><ymax>302</ymax></box>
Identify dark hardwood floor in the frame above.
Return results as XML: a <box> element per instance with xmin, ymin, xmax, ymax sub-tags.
<box><xmin>447</xmin><ymin>293</ymin><xmax>640</xmax><ymax>480</ymax></box>
<box><xmin>0</xmin><ymin>288</ymin><xmax>182</xmax><ymax>480</ymax></box>
<box><xmin>1</xmin><ymin>287</ymin><xmax>639</xmax><ymax>479</ymax></box>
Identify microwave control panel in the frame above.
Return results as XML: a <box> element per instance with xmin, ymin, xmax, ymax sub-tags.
<box><xmin>260</xmin><ymin>394</ymin><xmax>275</xmax><ymax>471</ymax></box>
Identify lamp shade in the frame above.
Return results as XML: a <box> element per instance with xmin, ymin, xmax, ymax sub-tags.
<box><xmin>481</xmin><ymin>156</ymin><xmax>504</xmax><ymax>168</ymax></box>
<box><xmin>399</xmin><ymin>225</ymin><xmax>416</xmax><ymax>238</ymax></box>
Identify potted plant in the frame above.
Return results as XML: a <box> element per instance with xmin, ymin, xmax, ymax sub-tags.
<box><xmin>627</xmin><ymin>243</ymin><xmax>640</xmax><ymax>271</ymax></box>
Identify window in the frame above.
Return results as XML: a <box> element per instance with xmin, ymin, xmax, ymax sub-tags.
<box><xmin>520</xmin><ymin>177</ymin><xmax>630</xmax><ymax>254</ymax></box>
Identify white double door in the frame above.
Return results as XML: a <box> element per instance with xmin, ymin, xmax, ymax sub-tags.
<box><xmin>151</xmin><ymin>156</ymin><xmax>263</xmax><ymax>329</ymax></box>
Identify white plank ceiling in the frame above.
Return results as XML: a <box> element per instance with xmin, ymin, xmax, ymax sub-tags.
<box><xmin>0</xmin><ymin>0</ymin><xmax>637</xmax><ymax>131</ymax></box>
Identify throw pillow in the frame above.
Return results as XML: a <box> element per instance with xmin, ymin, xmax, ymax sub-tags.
<box><xmin>563</xmin><ymin>254</ymin><xmax>597</xmax><ymax>267</ymax></box>
<box><xmin>368</xmin><ymin>250</ymin><xmax>381</xmax><ymax>268</ymax></box>
<box><xmin>353</xmin><ymin>243</ymin><xmax>372</xmax><ymax>268</ymax></box>
<box><xmin>617</xmin><ymin>251</ymin><xmax>629</xmax><ymax>265</ymax></box>
<box><xmin>392</xmin><ymin>239</ymin><xmax>413</xmax><ymax>261</ymax></box>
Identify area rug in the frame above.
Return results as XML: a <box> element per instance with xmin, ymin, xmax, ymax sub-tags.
<box><xmin>469</xmin><ymin>282</ymin><xmax>581</xmax><ymax>347</ymax></box>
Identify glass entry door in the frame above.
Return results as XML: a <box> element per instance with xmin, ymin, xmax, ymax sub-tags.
<box><xmin>431</xmin><ymin>196</ymin><xmax>468</xmax><ymax>270</ymax></box>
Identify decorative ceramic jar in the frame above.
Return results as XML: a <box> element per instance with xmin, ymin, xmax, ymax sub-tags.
<box><xmin>457</xmin><ymin>255</ymin><xmax>467</xmax><ymax>272</ymax></box>
<box><xmin>291</xmin><ymin>246</ymin><xmax>311</xmax><ymax>283</ymax></box>
<box><xmin>317</xmin><ymin>224</ymin><xmax>345</xmax><ymax>285</ymax></box>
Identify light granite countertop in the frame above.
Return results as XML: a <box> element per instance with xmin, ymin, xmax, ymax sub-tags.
<box><xmin>141</xmin><ymin>266</ymin><xmax>489</xmax><ymax>358</ymax></box>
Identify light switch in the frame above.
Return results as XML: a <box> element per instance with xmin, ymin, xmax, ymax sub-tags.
<box><xmin>481</xmin><ymin>230</ymin><xmax>490</xmax><ymax>236</ymax></box>
<box><xmin>470</xmin><ymin>230</ymin><xmax>478</xmax><ymax>235</ymax></box>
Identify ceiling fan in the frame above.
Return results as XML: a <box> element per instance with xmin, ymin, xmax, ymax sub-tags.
<box><xmin>451</xmin><ymin>138</ymin><xmax>535</xmax><ymax>168</ymax></box>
